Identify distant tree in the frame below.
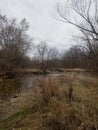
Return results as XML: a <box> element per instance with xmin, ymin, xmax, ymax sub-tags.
<box><xmin>35</xmin><ymin>41</ymin><xmax>60</xmax><ymax>73</ymax></box>
<box><xmin>62</xmin><ymin>45</ymin><xmax>86</xmax><ymax>68</ymax></box>
<box><xmin>35</xmin><ymin>41</ymin><xmax>51</xmax><ymax>73</ymax></box>
<box><xmin>49</xmin><ymin>47</ymin><xmax>60</xmax><ymax>69</ymax></box>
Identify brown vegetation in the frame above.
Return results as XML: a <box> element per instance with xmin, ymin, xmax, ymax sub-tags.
<box><xmin>0</xmin><ymin>72</ymin><xmax>97</xmax><ymax>130</ymax></box>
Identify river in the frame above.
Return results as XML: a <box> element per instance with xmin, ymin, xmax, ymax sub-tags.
<box><xmin>0</xmin><ymin>73</ymin><xmax>64</xmax><ymax>101</ymax></box>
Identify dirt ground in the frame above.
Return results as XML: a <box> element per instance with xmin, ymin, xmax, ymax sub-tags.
<box><xmin>0</xmin><ymin>87</ymin><xmax>34</xmax><ymax>122</ymax></box>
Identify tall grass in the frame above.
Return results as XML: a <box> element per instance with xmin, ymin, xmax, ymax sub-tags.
<box><xmin>1</xmin><ymin>72</ymin><xmax>98</xmax><ymax>130</ymax></box>
<box><xmin>33</xmin><ymin>77</ymin><xmax>58</xmax><ymax>111</ymax></box>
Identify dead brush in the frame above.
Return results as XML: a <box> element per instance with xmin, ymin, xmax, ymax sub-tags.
<box><xmin>33</xmin><ymin>77</ymin><xmax>57</xmax><ymax>106</ymax></box>
<box><xmin>44</xmin><ymin>97</ymin><xmax>85</xmax><ymax>130</ymax></box>
<box><xmin>63</xmin><ymin>76</ymin><xmax>74</xmax><ymax>102</ymax></box>
<box><xmin>68</xmin><ymin>83</ymin><xmax>73</xmax><ymax>102</ymax></box>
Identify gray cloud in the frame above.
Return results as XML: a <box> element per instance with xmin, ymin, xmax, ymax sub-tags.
<box><xmin>0</xmin><ymin>0</ymin><xmax>79</xmax><ymax>50</ymax></box>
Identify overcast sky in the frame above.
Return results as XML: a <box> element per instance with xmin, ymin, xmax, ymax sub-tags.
<box><xmin>0</xmin><ymin>0</ymin><xmax>79</xmax><ymax>50</ymax></box>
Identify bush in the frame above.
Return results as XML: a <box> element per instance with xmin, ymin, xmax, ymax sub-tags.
<box><xmin>33</xmin><ymin>77</ymin><xmax>58</xmax><ymax>108</ymax></box>
<box><xmin>43</xmin><ymin>97</ymin><xmax>98</xmax><ymax>130</ymax></box>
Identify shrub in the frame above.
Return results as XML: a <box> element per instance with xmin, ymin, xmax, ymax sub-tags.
<box><xmin>43</xmin><ymin>97</ymin><xmax>98</xmax><ymax>130</ymax></box>
<box><xmin>33</xmin><ymin>77</ymin><xmax>58</xmax><ymax>108</ymax></box>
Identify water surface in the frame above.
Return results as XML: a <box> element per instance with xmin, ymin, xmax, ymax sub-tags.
<box><xmin>0</xmin><ymin>73</ymin><xmax>64</xmax><ymax>100</ymax></box>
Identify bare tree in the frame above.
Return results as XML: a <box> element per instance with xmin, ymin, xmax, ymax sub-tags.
<box><xmin>57</xmin><ymin>0</ymin><xmax>98</xmax><ymax>73</ymax></box>
<box><xmin>35</xmin><ymin>41</ymin><xmax>60</xmax><ymax>73</ymax></box>
<box><xmin>35</xmin><ymin>41</ymin><xmax>51</xmax><ymax>73</ymax></box>
<box><xmin>0</xmin><ymin>14</ymin><xmax>31</xmax><ymax>71</ymax></box>
<box><xmin>49</xmin><ymin>47</ymin><xmax>60</xmax><ymax>69</ymax></box>
<box><xmin>57</xmin><ymin>0</ymin><xmax>98</xmax><ymax>37</ymax></box>
<box><xmin>62</xmin><ymin>45</ymin><xmax>86</xmax><ymax>68</ymax></box>
<box><xmin>79</xmin><ymin>30</ymin><xmax>98</xmax><ymax>72</ymax></box>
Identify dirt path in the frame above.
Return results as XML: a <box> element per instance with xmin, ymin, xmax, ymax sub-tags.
<box><xmin>0</xmin><ymin>87</ymin><xmax>34</xmax><ymax>122</ymax></box>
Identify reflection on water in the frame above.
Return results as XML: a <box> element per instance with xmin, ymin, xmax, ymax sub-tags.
<box><xmin>0</xmin><ymin>73</ymin><xmax>64</xmax><ymax>100</ymax></box>
<box><xmin>0</xmin><ymin>74</ymin><xmax>42</xmax><ymax>100</ymax></box>
<box><xmin>0</xmin><ymin>79</ymin><xmax>22</xmax><ymax>100</ymax></box>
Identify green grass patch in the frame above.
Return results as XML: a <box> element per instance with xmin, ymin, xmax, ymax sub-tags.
<box><xmin>0</xmin><ymin>106</ymin><xmax>31</xmax><ymax>130</ymax></box>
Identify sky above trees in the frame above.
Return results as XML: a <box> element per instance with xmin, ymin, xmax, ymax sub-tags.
<box><xmin>0</xmin><ymin>0</ymin><xmax>79</xmax><ymax>50</ymax></box>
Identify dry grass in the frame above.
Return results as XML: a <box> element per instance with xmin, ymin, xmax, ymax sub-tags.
<box><xmin>0</xmin><ymin>72</ymin><xmax>98</xmax><ymax>130</ymax></box>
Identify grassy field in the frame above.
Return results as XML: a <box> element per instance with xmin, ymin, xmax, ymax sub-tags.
<box><xmin>0</xmin><ymin>71</ymin><xmax>98</xmax><ymax>130</ymax></box>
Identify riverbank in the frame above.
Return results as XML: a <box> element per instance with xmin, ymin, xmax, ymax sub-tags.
<box><xmin>0</xmin><ymin>71</ymin><xmax>98</xmax><ymax>130</ymax></box>
<box><xmin>0</xmin><ymin>68</ymin><xmax>85</xmax><ymax>79</ymax></box>
<box><xmin>0</xmin><ymin>87</ymin><xmax>34</xmax><ymax>122</ymax></box>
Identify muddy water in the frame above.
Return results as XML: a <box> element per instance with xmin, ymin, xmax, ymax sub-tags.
<box><xmin>0</xmin><ymin>75</ymin><xmax>38</xmax><ymax>100</ymax></box>
<box><xmin>0</xmin><ymin>73</ymin><xmax>64</xmax><ymax>101</ymax></box>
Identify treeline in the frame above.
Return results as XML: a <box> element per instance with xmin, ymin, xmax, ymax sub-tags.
<box><xmin>31</xmin><ymin>42</ymin><xmax>94</xmax><ymax>73</ymax></box>
<box><xmin>0</xmin><ymin>0</ymin><xmax>98</xmax><ymax>75</ymax></box>
<box><xmin>26</xmin><ymin>39</ymin><xmax>98</xmax><ymax>74</ymax></box>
